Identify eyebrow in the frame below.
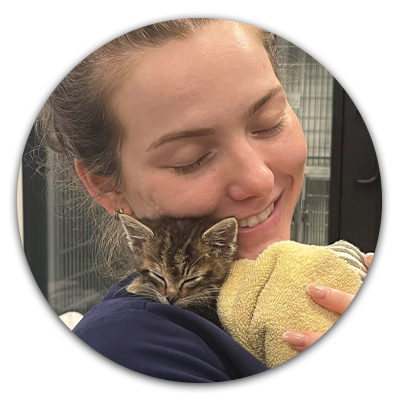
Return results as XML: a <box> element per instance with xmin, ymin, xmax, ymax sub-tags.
<box><xmin>245</xmin><ymin>85</ymin><xmax>284</xmax><ymax>120</ymax></box>
<box><xmin>147</xmin><ymin>128</ymin><xmax>216</xmax><ymax>151</ymax></box>
<box><xmin>147</xmin><ymin>85</ymin><xmax>284</xmax><ymax>152</ymax></box>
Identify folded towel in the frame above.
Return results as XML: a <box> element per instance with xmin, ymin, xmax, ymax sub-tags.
<box><xmin>217</xmin><ymin>240</ymin><xmax>366</xmax><ymax>369</ymax></box>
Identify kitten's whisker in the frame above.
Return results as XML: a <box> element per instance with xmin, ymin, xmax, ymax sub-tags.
<box><xmin>183</xmin><ymin>290</ymin><xmax>220</xmax><ymax>306</ymax></box>
<box><xmin>134</xmin><ymin>286</ymin><xmax>160</xmax><ymax>300</ymax></box>
<box><xmin>112</xmin><ymin>284</ymin><xmax>131</xmax><ymax>298</ymax></box>
<box><xmin>187</xmin><ymin>289</ymin><xmax>221</xmax><ymax>301</ymax></box>
<box><xmin>187</xmin><ymin>253</ymin><xmax>210</xmax><ymax>274</ymax></box>
<box><xmin>185</xmin><ymin>288</ymin><xmax>220</xmax><ymax>299</ymax></box>
<box><xmin>126</xmin><ymin>279</ymin><xmax>161</xmax><ymax>300</ymax></box>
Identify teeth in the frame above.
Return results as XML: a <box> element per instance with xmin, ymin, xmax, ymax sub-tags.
<box><xmin>238</xmin><ymin>219</ymin><xmax>248</xmax><ymax>228</ymax></box>
<box><xmin>238</xmin><ymin>203</ymin><xmax>275</xmax><ymax>228</ymax></box>
<box><xmin>247</xmin><ymin>215</ymin><xmax>259</xmax><ymax>227</ymax></box>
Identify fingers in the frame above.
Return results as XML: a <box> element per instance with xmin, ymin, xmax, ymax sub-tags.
<box><xmin>283</xmin><ymin>251</ymin><xmax>371</xmax><ymax>353</ymax></box>
<box><xmin>306</xmin><ymin>285</ymin><xmax>355</xmax><ymax>315</ymax></box>
<box><xmin>282</xmin><ymin>331</ymin><xmax>323</xmax><ymax>352</ymax></box>
<box><xmin>364</xmin><ymin>252</ymin><xmax>374</xmax><ymax>269</ymax></box>
<box><xmin>283</xmin><ymin>285</ymin><xmax>356</xmax><ymax>351</ymax></box>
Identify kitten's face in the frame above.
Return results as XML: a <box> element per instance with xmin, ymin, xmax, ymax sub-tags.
<box><xmin>120</xmin><ymin>215</ymin><xmax>238</xmax><ymax>307</ymax></box>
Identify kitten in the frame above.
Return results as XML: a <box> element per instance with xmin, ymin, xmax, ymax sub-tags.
<box><xmin>119</xmin><ymin>214</ymin><xmax>238</xmax><ymax>326</ymax></box>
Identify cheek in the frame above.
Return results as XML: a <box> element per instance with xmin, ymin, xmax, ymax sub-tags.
<box><xmin>291</xmin><ymin>130</ymin><xmax>307</xmax><ymax>184</ymax></box>
<box><xmin>272</xmin><ymin>114</ymin><xmax>307</xmax><ymax>180</ymax></box>
<box><xmin>132</xmin><ymin>173</ymin><xmax>220</xmax><ymax>218</ymax></box>
<box><xmin>144</xmin><ymin>276</ymin><xmax>164</xmax><ymax>294</ymax></box>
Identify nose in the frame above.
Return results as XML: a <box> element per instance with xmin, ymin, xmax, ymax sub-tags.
<box><xmin>166</xmin><ymin>293</ymin><xmax>179</xmax><ymax>304</ymax></box>
<box><xmin>226</xmin><ymin>142</ymin><xmax>274</xmax><ymax>201</ymax></box>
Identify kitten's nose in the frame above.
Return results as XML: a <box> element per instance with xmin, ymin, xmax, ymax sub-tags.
<box><xmin>166</xmin><ymin>294</ymin><xmax>179</xmax><ymax>304</ymax></box>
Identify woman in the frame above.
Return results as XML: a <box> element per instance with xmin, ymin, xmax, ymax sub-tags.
<box><xmin>37</xmin><ymin>18</ymin><xmax>372</xmax><ymax>381</ymax></box>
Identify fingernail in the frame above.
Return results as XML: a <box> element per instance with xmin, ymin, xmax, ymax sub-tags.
<box><xmin>365</xmin><ymin>253</ymin><xmax>374</xmax><ymax>265</ymax></box>
<box><xmin>306</xmin><ymin>284</ymin><xmax>328</xmax><ymax>298</ymax></box>
<box><xmin>283</xmin><ymin>331</ymin><xmax>307</xmax><ymax>346</ymax></box>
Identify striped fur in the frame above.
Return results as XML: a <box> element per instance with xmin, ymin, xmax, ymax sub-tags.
<box><xmin>325</xmin><ymin>240</ymin><xmax>368</xmax><ymax>280</ymax></box>
<box><xmin>119</xmin><ymin>214</ymin><xmax>238</xmax><ymax>326</ymax></box>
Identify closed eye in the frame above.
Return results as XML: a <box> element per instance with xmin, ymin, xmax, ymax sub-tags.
<box><xmin>148</xmin><ymin>271</ymin><xmax>167</xmax><ymax>286</ymax></box>
<box><xmin>173</xmin><ymin>153</ymin><xmax>211</xmax><ymax>175</ymax></box>
<box><xmin>181</xmin><ymin>276</ymin><xmax>203</xmax><ymax>288</ymax></box>
<box><xmin>253</xmin><ymin>115</ymin><xmax>286</xmax><ymax>137</ymax></box>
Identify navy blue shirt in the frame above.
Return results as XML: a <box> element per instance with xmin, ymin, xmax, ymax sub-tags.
<box><xmin>73</xmin><ymin>275</ymin><xmax>267</xmax><ymax>382</ymax></box>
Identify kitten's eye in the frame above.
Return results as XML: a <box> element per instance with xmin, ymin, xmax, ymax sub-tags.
<box><xmin>182</xmin><ymin>276</ymin><xmax>202</xmax><ymax>287</ymax></box>
<box><xmin>149</xmin><ymin>272</ymin><xmax>167</xmax><ymax>286</ymax></box>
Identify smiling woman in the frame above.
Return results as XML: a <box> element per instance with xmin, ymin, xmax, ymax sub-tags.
<box><xmin>76</xmin><ymin>23</ymin><xmax>306</xmax><ymax>261</ymax></box>
<box><xmin>32</xmin><ymin>18</ymin><xmax>375</xmax><ymax>382</ymax></box>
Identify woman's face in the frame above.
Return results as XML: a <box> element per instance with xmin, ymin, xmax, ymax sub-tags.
<box><xmin>113</xmin><ymin>22</ymin><xmax>307</xmax><ymax>259</ymax></box>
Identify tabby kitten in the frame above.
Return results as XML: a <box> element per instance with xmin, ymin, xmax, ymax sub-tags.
<box><xmin>119</xmin><ymin>214</ymin><xmax>238</xmax><ymax>325</ymax></box>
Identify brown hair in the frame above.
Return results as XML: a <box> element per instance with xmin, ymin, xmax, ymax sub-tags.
<box><xmin>34</xmin><ymin>18</ymin><xmax>280</xmax><ymax>280</ymax></box>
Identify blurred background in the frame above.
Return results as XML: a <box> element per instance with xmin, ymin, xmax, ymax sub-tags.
<box><xmin>17</xmin><ymin>37</ymin><xmax>382</xmax><ymax>318</ymax></box>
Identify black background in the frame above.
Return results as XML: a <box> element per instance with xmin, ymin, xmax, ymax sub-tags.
<box><xmin>8</xmin><ymin>12</ymin><xmax>391</xmax><ymax>396</ymax></box>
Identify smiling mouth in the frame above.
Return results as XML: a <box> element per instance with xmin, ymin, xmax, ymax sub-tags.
<box><xmin>237</xmin><ymin>202</ymin><xmax>275</xmax><ymax>228</ymax></box>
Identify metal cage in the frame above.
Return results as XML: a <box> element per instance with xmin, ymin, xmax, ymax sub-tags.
<box><xmin>278</xmin><ymin>38</ymin><xmax>333</xmax><ymax>245</ymax></box>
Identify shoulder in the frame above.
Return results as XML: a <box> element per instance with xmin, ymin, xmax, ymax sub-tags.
<box><xmin>74</xmin><ymin>291</ymin><xmax>267</xmax><ymax>382</ymax></box>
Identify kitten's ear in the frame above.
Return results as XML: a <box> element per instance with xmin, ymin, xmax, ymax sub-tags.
<box><xmin>202</xmin><ymin>217</ymin><xmax>238</xmax><ymax>258</ymax></box>
<box><xmin>119</xmin><ymin>214</ymin><xmax>154</xmax><ymax>252</ymax></box>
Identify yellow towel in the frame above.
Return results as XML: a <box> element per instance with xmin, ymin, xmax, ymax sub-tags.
<box><xmin>217</xmin><ymin>240</ymin><xmax>366</xmax><ymax>369</ymax></box>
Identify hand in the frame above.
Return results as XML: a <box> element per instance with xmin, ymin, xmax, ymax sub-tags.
<box><xmin>283</xmin><ymin>252</ymin><xmax>374</xmax><ymax>352</ymax></box>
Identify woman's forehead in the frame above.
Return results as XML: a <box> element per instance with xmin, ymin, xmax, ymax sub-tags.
<box><xmin>114</xmin><ymin>23</ymin><xmax>279</xmax><ymax>140</ymax></box>
<box><xmin>127</xmin><ymin>22</ymin><xmax>269</xmax><ymax>86</ymax></box>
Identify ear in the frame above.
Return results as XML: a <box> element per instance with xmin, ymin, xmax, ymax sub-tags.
<box><xmin>202</xmin><ymin>217</ymin><xmax>238</xmax><ymax>258</ymax></box>
<box><xmin>75</xmin><ymin>160</ymin><xmax>134</xmax><ymax>217</ymax></box>
<box><xmin>119</xmin><ymin>214</ymin><xmax>154</xmax><ymax>252</ymax></box>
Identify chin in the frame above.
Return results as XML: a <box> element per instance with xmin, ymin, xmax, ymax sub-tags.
<box><xmin>236</xmin><ymin>243</ymin><xmax>270</xmax><ymax>260</ymax></box>
<box><xmin>236</xmin><ymin>249</ymin><xmax>260</xmax><ymax>261</ymax></box>
<box><xmin>236</xmin><ymin>230</ymin><xmax>289</xmax><ymax>260</ymax></box>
